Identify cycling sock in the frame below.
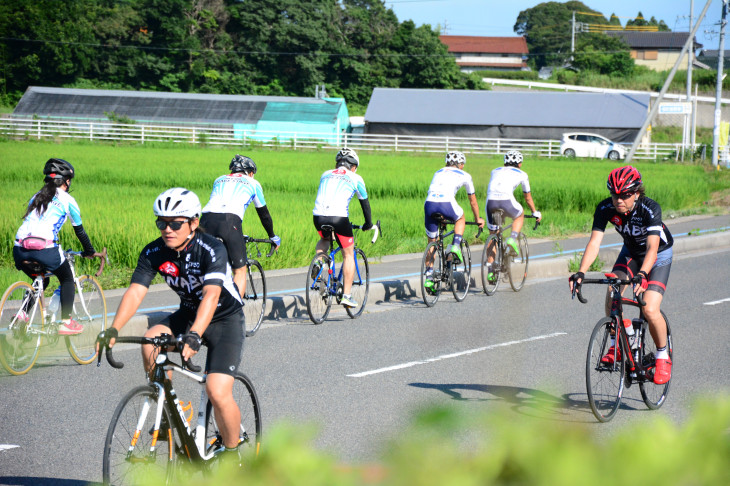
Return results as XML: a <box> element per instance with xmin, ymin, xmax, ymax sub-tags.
<box><xmin>453</xmin><ymin>234</ymin><xmax>462</xmax><ymax>246</ymax></box>
<box><xmin>510</xmin><ymin>231</ymin><xmax>519</xmax><ymax>239</ymax></box>
<box><xmin>655</xmin><ymin>345</ymin><xmax>669</xmax><ymax>360</ymax></box>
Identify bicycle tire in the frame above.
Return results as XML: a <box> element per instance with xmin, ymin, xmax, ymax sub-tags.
<box><xmin>345</xmin><ymin>248</ymin><xmax>370</xmax><ymax>319</ymax></box>
<box><xmin>66</xmin><ymin>275</ymin><xmax>107</xmax><ymax>365</ymax></box>
<box><xmin>243</xmin><ymin>260</ymin><xmax>266</xmax><ymax>337</ymax></box>
<box><xmin>481</xmin><ymin>235</ymin><xmax>501</xmax><ymax>296</ymax></box>
<box><xmin>639</xmin><ymin>311</ymin><xmax>672</xmax><ymax>409</ymax></box>
<box><xmin>450</xmin><ymin>240</ymin><xmax>472</xmax><ymax>302</ymax></box>
<box><xmin>586</xmin><ymin>317</ymin><xmax>624</xmax><ymax>422</ymax></box>
<box><xmin>0</xmin><ymin>281</ymin><xmax>43</xmax><ymax>375</ymax></box>
<box><xmin>420</xmin><ymin>242</ymin><xmax>442</xmax><ymax>307</ymax></box>
<box><xmin>507</xmin><ymin>233</ymin><xmax>529</xmax><ymax>292</ymax></box>
<box><xmin>103</xmin><ymin>385</ymin><xmax>181</xmax><ymax>486</ymax></box>
<box><xmin>306</xmin><ymin>254</ymin><xmax>332</xmax><ymax>324</ymax></box>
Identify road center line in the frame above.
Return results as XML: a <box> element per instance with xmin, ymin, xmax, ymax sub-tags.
<box><xmin>347</xmin><ymin>332</ymin><xmax>567</xmax><ymax>378</ymax></box>
<box><xmin>0</xmin><ymin>445</ymin><xmax>20</xmax><ymax>452</ymax></box>
<box><xmin>704</xmin><ymin>297</ymin><xmax>730</xmax><ymax>306</ymax></box>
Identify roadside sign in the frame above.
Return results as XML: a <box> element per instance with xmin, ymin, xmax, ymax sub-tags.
<box><xmin>658</xmin><ymin>102</ymin><xmax>692</xmax><ymax>114</ymax></box>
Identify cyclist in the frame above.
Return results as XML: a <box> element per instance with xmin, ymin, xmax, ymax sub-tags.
<box><xmin>200</xmin><ymin>154</ymin><xmax>280</xmax><ymax>299</ymax></box>
<box><xmin>484</xmin><ymin>150</ymin><xmax>541</xmax><ymax>282</ymax></box>
<box><xmin>97</xmin><ymin>188</ymin><xmax>245</xmax><ymax>457</ymax></box>
<box><xmin>312</xmin><ymin>148</ymin><xmax>373</xmax><ymax>308</ymax></box>
<box><xmin>13</xmin><ymin>158</ymin><xmax>97</xmax><ymax>335</ymax></box>
<box><xmin>568</xmin><ymin>166</ymin><xmax>673</xmax><ymax>385</ymax></box>
<box><xmin>423</xmin><ymin>151</ymin><xmax>485</xmax><ymax>290</ymax></box>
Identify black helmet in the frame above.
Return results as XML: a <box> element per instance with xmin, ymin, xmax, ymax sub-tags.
<box><xmin>335</xmin><ymin>148</ymin><xmax>359</xmax><ymax>168</ymax></box>
<box><xmin>43</xmin><ymin>158</ymin><xmax>75</xmax><ymax>182</ymax></box>
<box><xmin>229</xmin><ymin>154</ymin><xmax>257</xmax><ymax>175</ymax></box>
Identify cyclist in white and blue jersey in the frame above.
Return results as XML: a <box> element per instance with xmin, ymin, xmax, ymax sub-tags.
<box><xmin>200</xmin><ymin>155</ymin><xmax>280</xmax><ymax>299</ymax></box>
<box><xmin>13</xmin><ymin>158</ymin><xmax>97</xmax><ymax>336</ymax></box>
<box><xmin>312</xmin><ymin>148</ymin><xmax>373</xmax><ymax>309</ymax></box>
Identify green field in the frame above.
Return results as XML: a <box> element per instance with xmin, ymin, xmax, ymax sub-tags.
<box><xmin>1</xmin><ymin>140</ymin><xmax>728</xmax><ymax>291</ymax></box>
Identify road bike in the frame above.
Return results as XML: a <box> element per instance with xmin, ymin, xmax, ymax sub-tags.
<box><xmin>481</xmin><ymin>211</ymin><xmax>539</xmax><ymax>295</ymax></box>
<box><xmin>0</xmin><ymin>248</ymin><xmax>107</xmax><ymax>375</ymax></box>
<box><xmin>97</xmin><ymin>334</ymin><xmax>262</xmax><ymax>485</ymax></box>
<box><xmin>420</xmin><ymin>214</ymin><xmax>481</xmax><ymax>307</ymax></box>
<box><xmin>241</xmin><ymin>235</ymin><xmax>276</xmax><ymax>337</ymax></box>
<box><xmin>306</xmin><ymin>221</ymin><xmax>380</xmax><ymax>324</ymax></box>
<box><xmin>572</xmin><ymin>274</ymin><xmax>673</xmax><ymax>422</ymax></box>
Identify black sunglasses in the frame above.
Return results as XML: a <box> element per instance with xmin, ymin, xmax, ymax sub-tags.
<box><xmin>155</xmin><ymin>219</ymin><xmax>188</xmax><ymax>231</ymax></box>
<box><xmin>611</xmin><ymin>192</ymin><xmax>635</xmax><ymax>200</ymax></box>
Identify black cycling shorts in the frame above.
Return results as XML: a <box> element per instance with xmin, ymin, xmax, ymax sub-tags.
<box><xmin>200</xmin><ymin>212</ymin><xmax>247</xmax><ymax>269</ymax></box>
<box><xmin>612</xmin><ymin>245</ymin><xmax>672</xmax><ymax>295</ymax></box>
<box><xmin>313</xmin><ymin>215</ymin><xmax>354</xmax><ymax>248</ymax></box>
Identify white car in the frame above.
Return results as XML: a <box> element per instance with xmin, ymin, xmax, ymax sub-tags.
<box><xmin>560</xmin><ymin>132</ymin><xmax>626</xmax><ymax>160</ymax></box>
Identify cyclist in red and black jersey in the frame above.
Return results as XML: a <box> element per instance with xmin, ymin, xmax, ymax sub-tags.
<box><xmin>569</xmin><ymin>166</ymin><xmax>673</xmax><ymax>385</ymax></box>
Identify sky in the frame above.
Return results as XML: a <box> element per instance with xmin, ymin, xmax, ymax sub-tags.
<box><xmin>385</xmin><ymin>0</ymin><xmax>726</xmax><ymax>51</ymax></box>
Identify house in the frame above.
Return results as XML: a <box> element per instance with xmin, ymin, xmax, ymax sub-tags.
<box><xmin>696</xmin><ymin>49</ymin><xmax>729</xmax><ymax>70</ymax></box>
<box><xmin>604</xmin><ymin>31</ymin><xmax>704</xmax><ymax>71</ymax></box>
<box><xmin>439</xmin><ymin>35</ymin><xmax>528</xmax><ymax>73</ymax></box>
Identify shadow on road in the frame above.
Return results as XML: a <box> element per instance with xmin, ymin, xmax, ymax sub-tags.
<box><xmin>0</xmin><ymin>477</ymin><xmax>99</xmax><ymax>486</ymax></box>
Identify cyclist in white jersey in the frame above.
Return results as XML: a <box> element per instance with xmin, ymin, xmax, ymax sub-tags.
<box><xmin>423</xmin><ymin>151</ymin><xmax>485</xmax><ymax>289</ymax></box>
<box><xmin>200</xmin><ymin>155</ymin><xmax>280</xmax><ymax>299</ymax></box>
<box><xmin>13</xmin><ymin>158</ymin><xmax>97</xmax><ymax>335</ymax></box>
<box><xmin>312</xmin><ymin>148</ymin><xmax>373</xmax><ymax>308</ymax></box>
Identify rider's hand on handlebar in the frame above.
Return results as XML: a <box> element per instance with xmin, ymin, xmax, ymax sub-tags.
<box><xmin>632</xmin><ymin>271</ymin><xmax>648</xmax><ymax>295</ymax></box>
<box><xmin>271</xmin><ymin>235</ymin><xmax>281</xmax><ymax>250</ymax></box>
<box><xmin>476</xmin><ymin>217</ymin><xmax>485</xmax><ymax>229</ymax></box>
<box><xmin>181</xmin><ymin>331</ymin><xmax>202</xmax><ymax>361</ymax></box>
<box><xmin>96</xmin><ymin>327</ymin><xmax>118</xmax><ymax>353</ymax></box>
<box><xmin>568</xmin><ymin>271</ymin><xmax>584</xmax><ymax>292</ymax></box>
<box><xmin>361</xmin><ymin>221</ymin><xmax>373</xmax><ymax>231</ymax></box>
<box><xmin>533</xmin><ymin>211</ymin><xmax>542</xmax><ymax>222</ymax></box>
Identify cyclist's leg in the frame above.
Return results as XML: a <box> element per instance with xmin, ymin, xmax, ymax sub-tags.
<box><xmin>207</xmin><ymin>373</ymin><xmax>240</xmax><ymax>448</ymax></box>
<box><xmin>341</xmin><ymin>244</ymin><xmax>355</xmax><ymax>295</ymax></box>
<box><xmin>423</xmin><ymin>202</ymin><xmax>441</xmax><ymax>268</ymax></box>
<box><xmin>605</xmin><ymin>246</ymin><xmax>635</xmax><ymax>316</ymax></box>
<box><xmin>201</xmin><ymin>212</ymin><xmax>248</xmax><ymax>297</ymax></box>
<box><xmin>313</xmin><ymin>215</ymin><xmax>334</xmax><ymax>260</ymax></box>
<box><xmin>143</xmin><ymin>310</ymin><xmax>188</xmax><ymax>375</ymax></box>
<box><xmin>50</xmin><ymin>259</ymin><xmax>74</xmax><ymax>319</ymax></box>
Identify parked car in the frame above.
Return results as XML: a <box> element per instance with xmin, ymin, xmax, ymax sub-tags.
<box><xmin>560</xmin><ymin>132</ymin><xmax>626</xmax><ymax>160</ymax></box>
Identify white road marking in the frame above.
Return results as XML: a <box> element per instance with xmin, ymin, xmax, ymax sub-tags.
<box><xmin>704</xmin><ymin>297</ymin><xmax>730</xmax><ymax>306</ymax></box>
<box><xmin>0</xmin><ymin>445</ymin><xmax>20</xmax><ymax>452</ymax></box>
<box><xmin>347</xmin><ymin>332</ymin><xmax>567</xmax><ymax>378</ymax></box>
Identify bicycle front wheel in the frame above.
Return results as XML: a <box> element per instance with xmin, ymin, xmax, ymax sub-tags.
<box><xmin>0</xmin><ymin>281</ymin><xmax>43</xmax><ymax>375</ymax></box>
<box><xmin>481</xmin><ymin>235</ymin><xmax>501</xmax><ymax>296</ymax></box>
<box><xmin>67</xmin><ymin>275</ymin><xmax>107</xmax><ymax>365</ymax></box>
<box><xmin>346</xmin><ymin>248</ymin><xmax>370</xmax><ymax>319</ymax></box>
<box><xmin>243</xmin><ymin>260</ymin><xmax>266</xmax><ymax>337</ymax></box>
<box><xmin>103</xmin><ymin>385</ymin><xmax>181</xmax><ymax>486</ymax></box>
<box><xmin>507</xmin><ymin>233</ymin><xmax>529</xmax><ymax>292</ymax></box>
<box><xmin>306</xmin><ymin>255</ymin><xmax>332</xmax><ymax>324</ymax></box>
<box><xmin>420</xmin><ymin>242</ymin><xmax>442</xmax><ymax>307</ymax></box>
<box><xmin>586</xmin><ymin>317</ymin><xmax>624</xmax><ymax>422</ymax></box>
<box><xmin>640</xmin><ymin>311</ymin><xmax>672</xmax><ymax>409</ymax></box>
<box><xmin>450</xmin><ymin>240</ymin><xmax>472</xmax><ymax>302</ymax></box>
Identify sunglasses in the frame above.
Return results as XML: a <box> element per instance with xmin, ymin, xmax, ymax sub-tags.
<box><xmin>611</xmin><ymin>192</ymin><xmax>635</xmax><ymax>200</ymax></box>
<box><xmin>155</xmin><ymin>219</ymin><xmax>188</xmax><ymax>231</ymax></box>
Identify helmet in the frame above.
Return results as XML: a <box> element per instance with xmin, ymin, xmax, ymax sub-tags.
<box><xmin>335</xmin><ymin>148</ymin><xmax>359</xmax><ymax>168</ymax></box>
<box><xmin>153</xmin><ymin>188</ymin><xmax>201</xmax><ymax>219</ymax></box>
<box><xmin>43</xmin><ymin>158</ymin><xmax>75</xmax><ymax>181</ymax></box>
<box><xmin>607</xmin><ymin>166</ymin><xmax>642</xmax><ymax>194</ymax></box>
<box><xmin>229</xmin><ymin>154</ymin><xmax>257</xmax><ymax>175</ymax></box>
<box><xmin>504</xmin><ymin>150</ymin><xmax>523</xmax><ymax>167</ymax></box>
<box><xmin>445</xmin><ymin>151</ymin><xmax>466</xmax><ymax>167</ymax></box>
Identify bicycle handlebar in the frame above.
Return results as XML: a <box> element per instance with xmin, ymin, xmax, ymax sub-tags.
<box><xmin>243</xmin><ymin>236</ymin><xmax>278</xmax><ymax>258</ymax></box>
<box><xmin>66</xmin><ymin>247</ymin><xmax>108</xmax><ymax>277</ymax></box>
<box><xmin>97</xmin><ymin>334</ymin><xmax>202</xmax><ymax>372</ymax></box>
<box><xmin>465</xmin><ymin>221</ymin><xmax>483</xmax><ymax>239</ymax></box>
<box><xmin>571</xmin><ymin>275</ymin><xmax>646</xmax><ymax>307</ymax></box>
<box><xmin>352</xmin><ymin>219</ymin><xmax>381</xmax><ymax>244</ymax></box>
<box><xmin>524</xmin><ymin>214</ymin><xmax>541</xmax><ymax>231</ymax></box>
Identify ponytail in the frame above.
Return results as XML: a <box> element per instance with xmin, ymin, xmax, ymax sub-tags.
<box><xmin>22</xmin><ymin>179</ymin><xmax>63</xmax><ymax>219</ymax></box>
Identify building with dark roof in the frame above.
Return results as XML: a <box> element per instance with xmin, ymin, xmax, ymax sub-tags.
<box><xmin>605</xmin><ymin>31</ymin><xmax>703</xmax><ymax>71</ymax></box>
<box><xmin>439</xmin><ymin>35</ymin><xmax>528</xmax><ymax>72</ymax></box>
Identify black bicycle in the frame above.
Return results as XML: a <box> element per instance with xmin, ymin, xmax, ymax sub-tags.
<box><xmin>573</xmin><ymin>274</ymin><xmax>673</xmax><ymax>422</ymax></box>
<box><xmin>420</xmin><ymin>214</ymin><xmax>481</xmax><ymax>307</ymax></box>
<box><xmin>242</xmin><ymin>235</ymin><xmax>276</xmax><ymax>337</ymax></box>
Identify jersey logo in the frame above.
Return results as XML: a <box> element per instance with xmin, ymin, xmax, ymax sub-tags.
<box><xmin>159</xmin><ymin>261</ymin><xmax>179</xmax><ymax>277</ymax></box>
<box><xmin>334</xmin><ymin>168</ymin><xmax>347</xmax><ymax>175</ymax></box>
<box><xmin>611</xmin><ymin>216</ymin><xmax>622</xmax><ymax>226</ymax></box>
<box><xmin>229</xmin><ymin>173</ymin><xmax>244</xmax><ymax>178</ymax></box>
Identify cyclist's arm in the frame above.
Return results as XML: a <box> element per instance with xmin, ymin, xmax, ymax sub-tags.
<box><xmin>523</xmin><ymin>192</ymin><xmax>537</xmax><ymax>215</ymax></box>
<box><xmin>183</xmin><ymin>284</ymin><xmax>221</xmax><ymax>360</ymax></box>
<box><xmin>358</xmin><ymin>198</ymin><xmax>373</xmax><ymax>229</ymax></box>
<box><xmin>571</xmin><ymin>230</ymin><xmax>605</xmax><ymax>290</ymax></box>
<box><xmin>254</xmin><ymin>205</ymin><xmax>279</xmax><ymax>247</ymax></box>
<box><xmin>467</xmin><ymin>193</ymin><xmax>485</xmax><ymax>227</ymax></box>
<box><xmin>634</xmin><ymin>234</ymin><xmax>660</xmax><ymax>294</ymax></box>
<box><xmin>107</xmin><ymin>283</ymin><xmax>149</xmax><ymax>346</ymax></box>
<box><xmin>72</xmin><ymin>223</ymin><xmax>97</xmax><ymax>257</ymax></box>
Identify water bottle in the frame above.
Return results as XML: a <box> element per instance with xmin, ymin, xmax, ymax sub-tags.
<box><xmin>48</xmin><ymin>287</ymin><xmax>61</xmax><ymax>315</ymax></box>
<box><xmin>622</xmin><ymin>318</ymin><xmax>636</xmax><ymax>349</ymax></box>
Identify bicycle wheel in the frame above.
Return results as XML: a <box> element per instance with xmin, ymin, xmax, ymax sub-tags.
<box><xmin>103</xmin><ymin>385</ymin><xmax>181</xmax><ymax>486</ymax></box>
<box><xmin>205</xmin><ymin>372</ymin><xmax>262</xmax><ymax>461</ymax></box>
<box><xmin>346</xmin><ymin>248</ymin><xmax>370</xmax><ymax>319</ymax></box>
<box><xmin>586</xmin><ymin>317</ymin><xmax>624</xmax><ymax>422</ymax></box>
<box><xmin>66</xmin><ymin>275</ymin><xmax>107</xmax><ymax>365</ymax></box>
<box><xmin>243</xmin><ymin>260</ymin><xmax>266</xmax><ymax>337</ymax></box>
<box><xmin>481</xmin><ymin>235</ymin><xmax>501</xmax><ymax>296</ymax></box>
<box><xmin>450</xmin><ymin>240</ymin><xmax>472</xmax><ymax>302</ymax></box>
<box><xmin>306</xmin><ymin>255</ymin><xmax>332</xmax><ymax>324</ymax></box>
<box><xmin>507</xmin><ymin>233</ymin><xmax>529</xmax><ymax>292</ymax></box>
<box><xmin>0</xmin><ymin>282</ymin><xmax>43</xmax><ymax>375</ymax></box>
<box><xmin>420</xmin><ymin>242</ymin><xmax>442</xmax><ymax>307</ymax></box>
<box><xmin>640</xmin><ymin>311</ymin><xmax>672</xmax><ymax>409</ymax></box>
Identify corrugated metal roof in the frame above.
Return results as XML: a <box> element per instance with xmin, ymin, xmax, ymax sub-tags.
<box><xmin>605</xmin><ymin>31</ymin><xmax>701</xmax><ymax>50</ymax></box>
<box><xmin>440</xmin><ymin>35</ymin><xmax>528</xmax><ymax>54</ymax></box>
<box><xmin>364</xmin><ymin>88</ymin><xmax>649</xmax><ymax>129</ymax></box>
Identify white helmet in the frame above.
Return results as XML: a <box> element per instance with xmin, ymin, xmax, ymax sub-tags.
<box><xmin>153</xmin><ymin>188</ymin><xmax>201</xmax><ymax>219</ymax></box>
<box><xmin>335</xmin><ymin>148</ymin><xmax>359</xmax><ymax>168</ymax></box>
<box><xmin>445</xmin><ymin>151</ymin><xmax>466</xmax><ymax>167</ymax></box>
<box><xmin>504</xmin><ymin>150</ymin><xmax>523</xmax><ymax>167</ymax></box>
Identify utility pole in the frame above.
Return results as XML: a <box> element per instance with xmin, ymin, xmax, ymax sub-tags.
<box><xmin>712</xmin><ymin>0</ymin><xmax>728</xmax><ymax>168</ymax></box>
<box><xmin>686</xmin><ymin>0</ymin><xmax>694</xmax><ymax>153</ymax></box>
<box><xmin>571</xmin><ymin>11</ymin><xmax>576</xmax><ymax>61</ymax></box>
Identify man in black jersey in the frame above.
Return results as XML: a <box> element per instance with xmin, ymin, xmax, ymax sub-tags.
<box><xmin>569</xmin><ymin>166</ymin><xmax>673</xmax><ymax>385</ymax></box>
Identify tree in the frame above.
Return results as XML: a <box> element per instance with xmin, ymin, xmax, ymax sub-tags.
<box><xmin>626</xmin><ymin>12</ymin><xmax>670</xmax><ymax>31</ymax></box>
<box><xmin>572</xmin><ymin>33</ymin><xmax>633</xmax><ymax>77</ymax></box>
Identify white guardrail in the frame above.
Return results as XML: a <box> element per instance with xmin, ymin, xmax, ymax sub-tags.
<box><xmin>0</xmin><ymin>117</ymin><xmax>694</xmax><ymax>161</ymax></box>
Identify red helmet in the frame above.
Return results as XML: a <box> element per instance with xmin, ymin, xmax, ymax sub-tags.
<box><xmin>607</xmin><ymin>166</ymin><xmax>642</xmax><ymax>194</ymax></box>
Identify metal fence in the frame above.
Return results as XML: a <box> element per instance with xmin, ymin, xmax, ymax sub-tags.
<box><xmin>0</xmin><ymin>117</ymin><xmax>692</xmax><ymax>161</ymax></box>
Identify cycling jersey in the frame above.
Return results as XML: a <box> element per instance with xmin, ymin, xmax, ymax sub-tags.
<box><xmin>592</xmin><ymin>196</ymin><xmax>673</xmax><ymax>258</ymax></box>
<box><xmin>425</xmin><ymin>167</ymin><xmax>476</xmax><ymax>203</ymax></box>
<box><xmin>202</xmin><ymin>173</ymin><xmax>266</xmax><ymax>221</ymax></box>
<box><xmin>313</xmin><ymin>168</ymin><xmax>368</xmax><ymax>217</ymax></box>
<box><xmin>14</xmin><ymin>190</ymin><xmax>83</xmax><ymax>246</ymax></box>
<box><xmin>486</xmin><ymin>166</ymin><xmax>531</xmax><ymax>201</ymax></box>
<box><xmin>131</xmin><ymin>232</ymin><xmax>242</xmax><ymax>319</ymax></box>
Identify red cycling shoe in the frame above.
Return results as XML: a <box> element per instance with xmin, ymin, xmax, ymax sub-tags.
<box><xmin>600</xmin><ymin>345</ymin><xmax>621</xmax><ymax>365</ymax></box>
<box><xmin>653</xmin><ymin>358</ymin><xmax>672</xmax><ymax>385</ymax></box>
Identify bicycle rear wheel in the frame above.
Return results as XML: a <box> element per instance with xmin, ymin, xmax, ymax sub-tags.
<box><xmin>103</xmin><ymin>385</ymin><xmax>181</xmax><ymax>486</ymax></box>
<box><xmin>306</xmin><ymin>255</ymin><xmax>332</xmax><ymax>324</ymax></box>
<box><xmin>481</xmin><ymin>235</ymin><xmax>501</xmax><ymax>296</ymax></box>
<box><xmin>346</xmin><ymin>248</ymin><xmax>370</xmax><ymax>319</ymax></box>
<box><xmin>243</xmin><ymin>260</ymin><xmax>266</xmax><ymax>337</ymax></box>
<box><xmin>639</xmin><ymin>311</ymin><xmax>672</xmax><ymax>409</ymax></box>
<box><xmin>67</xmin><ymin>275</ymin><xmax>106</xmax><ymax>364</ymax></box>
<box><xmin>450</xmin><ymin>240</ymin><xmax>471</xmax><ymax>302</ymax></box>
<box><xmin>0</xmin><ymin>281</ymin><xmax>43</xmax><ymax>375</ymax></box>
<box><xmin>586</xmin><ymin>317</ymin><xmax>624</xmax><ymax>422</ymax></box>
<box><xmin>420</xmin><ymin>242</ymin><xmax>442</xmax><ymax>307</ymax></box>
<box><xmin>507</xmin><ymin>233</ymin><xmax>529</xmax><ymax>292</ymax></box>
